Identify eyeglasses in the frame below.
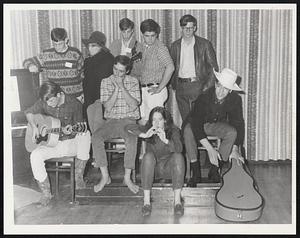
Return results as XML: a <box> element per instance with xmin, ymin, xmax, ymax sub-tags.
<box><xmin>182</xmin><ymin>26</ymin><xmax>195</xmax><ymax>32</ymax></box>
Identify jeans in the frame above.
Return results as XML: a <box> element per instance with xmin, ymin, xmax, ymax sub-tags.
<box><xmin>184</xmin><ymin>122</ymin><xmax>237</xmax><ymax>162</ymax></box>
<box><xmin>141</xmin><ymin>152</ymin><xmax>185</xmax><ymax>190</ymax></box>
<box><xmin>91</xmin><ymin>118</ymin><xmax>138</xmax><ymax>169</ymax></box>
<box><xmin>30</xmin><ymin>131</ymin><xmax>91</xmax><ymax>182</ymax></box>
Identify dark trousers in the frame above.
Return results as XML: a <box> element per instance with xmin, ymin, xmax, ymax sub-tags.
<box><xmin>91</xmin><ymin>118</ymin><xmax>138</xmax><ymax>169</ymax></box>
<box><xmin>175</xmin><ymin>80</ymin><xmax>203</xmax><ymax>123</ymax></box>
<box><xmin>141</xmin><ymin>152</ymin><xmax>185</xmax><ymax>190</ymax></box>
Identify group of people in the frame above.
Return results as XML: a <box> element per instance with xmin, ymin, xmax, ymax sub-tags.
<box><xmin>23</xmin><ymin>14</ymin><xmax>245</xmax><ymax>217</ymax></box>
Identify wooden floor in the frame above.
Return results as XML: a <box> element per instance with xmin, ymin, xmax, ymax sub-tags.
<box><xmin>13</xmin><ymin>159</ymin><xmax>292</xmax><ymax>225</ymax></box>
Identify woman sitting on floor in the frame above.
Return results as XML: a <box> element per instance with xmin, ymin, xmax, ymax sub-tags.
<box><xmin>126</xmin><ymin>106</ymin><xmax>185</xmax><ymax>217</ymax></box>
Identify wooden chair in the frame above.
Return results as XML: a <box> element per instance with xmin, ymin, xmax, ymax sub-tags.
<box><xmin>45</xmin><ymin>156</ymin><xmax>75</xmax><ymax>204</ymax></box>
<box><xmin>87</xmin><ymin>101</ymin><xmax>136</xmax><ymax>182</ymax></box>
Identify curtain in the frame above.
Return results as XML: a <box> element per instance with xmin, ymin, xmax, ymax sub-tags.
<box><xmin>8</xmin><ymin>8</ymin><xmax>294</xmax><ymax>161</ymax></box>
<box><xmin>256</xmin><ymin>10</ymin><xmax>293</xmax><ymax>161</ymax></box>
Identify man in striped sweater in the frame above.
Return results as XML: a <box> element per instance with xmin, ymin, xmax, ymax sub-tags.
<box><xmin>23</xmin><ymin>28</ymin><xmax>84</xmax><ymax>103</ymax></box>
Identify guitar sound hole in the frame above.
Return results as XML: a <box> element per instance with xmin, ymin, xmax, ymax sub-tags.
<box><xmin>36</xmin><ymin>134</ymin><xmax>49</xmax><ymax>144</ymax></box>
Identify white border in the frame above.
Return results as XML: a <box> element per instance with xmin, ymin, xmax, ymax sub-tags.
<box><xmin>3</xmin><ymin>3</ymin><xmax>297</xmax><ymax>235</ymax></box>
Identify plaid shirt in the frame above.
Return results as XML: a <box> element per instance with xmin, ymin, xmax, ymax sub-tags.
<box><xmin>100</xmin><ymin>74</ymin><xmax>141</xmax><ymax>119</ymax></box>
<box><xmin>140</xmin><ymin>39</ymin><xmax>174</xmax><ymax>85</ymax></box>
<box><xmin>24</xmin><ymin>95</ymin><xmax>83</xmax><ymax>140</ymax></box>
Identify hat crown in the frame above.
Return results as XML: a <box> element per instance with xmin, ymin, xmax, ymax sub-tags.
<box><xmin>214</xmin><ymin>68</ymin><xmax>242</xmax><ymax>91</ymax></box>
<box><xmin>88</xmin><ymin>31</ymin><xmax>106</xmax><ymax>45</ymax></box>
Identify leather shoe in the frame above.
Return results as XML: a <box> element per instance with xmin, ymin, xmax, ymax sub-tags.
<box><xmin>208</xmin><ymin>165</ymin><xmax>221</xmax><ymax>183</ymax></box>
<box><xmin>141</xmin><ymin>204</ymin><xmax>152</xmax><ymax>217</ymax></box>
<box><xmin>174</xmin><ymin>203</ymin><xmax>184</xmax><ymax>217</ymax></box>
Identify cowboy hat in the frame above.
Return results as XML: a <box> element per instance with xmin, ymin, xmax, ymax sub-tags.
<box><xmin>213</xmin><ymin>68</ymin><xmax>242</xmax><ymax>91</ymax></box>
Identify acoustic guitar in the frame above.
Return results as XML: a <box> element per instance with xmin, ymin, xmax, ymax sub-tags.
<box><xmin>25</xmin><ymin>114</ymin><xmax>87</xmax><ymax>152</ymax></box>
<box><xmin>215</xmin><ymin>158</ymin><xmax>264</xmax><ymax>222</ymax></box>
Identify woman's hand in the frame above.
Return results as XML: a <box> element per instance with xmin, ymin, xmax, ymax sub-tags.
<box><xmin>140</xmin><ymin>126</ymin><xmax>158</xmax><ymax>138</ymax></box>
<box><xmin>156</xmin><ymin>128</ymin><xmax>168</xmax><ymax>144</ymax></box>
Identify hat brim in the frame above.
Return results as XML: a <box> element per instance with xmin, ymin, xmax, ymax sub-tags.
<box><xmin>82</xmin><ymin>38</ymin><xmax>98</xmax><ymax>46</ymax></box>
<box><xmin>213</xmin><ymin>69</ymin><xmax>242</xmax><ymax>91</ymax></box>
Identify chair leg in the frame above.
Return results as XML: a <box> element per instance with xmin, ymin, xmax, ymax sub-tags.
<box><xmin>186</xmin><ymin>158</ymin><xmax>191</xmax><ymax>179</ymax></box>
<box><xmin>70</xmin><ymin>160</ymin><xmax>75</xmax><ymax>204</ymax></box>
<box><xmin>55</xmin><ymin>162</ymin><xmax>59</xmax><ymax>198</ymax></box>
<box><xmin>132</xmin><ymin>169</ymin><xmax>136</xmax><ymax>183</ymax></box>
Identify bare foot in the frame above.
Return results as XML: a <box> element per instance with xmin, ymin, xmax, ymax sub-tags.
<box><xmin>94</xmin><ymin>176</ymin><xmax>111</xmax><ymax>193</ymax></box>
<box><xmin>123</xmin><ymin>177</ymin><xmax>139</xmax><ymax>194</ymax></box>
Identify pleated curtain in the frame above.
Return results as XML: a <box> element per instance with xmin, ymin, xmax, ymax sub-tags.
<box><xmin>8</xmin><ymin>8</ymin><xmax>294</xmax><ymax>161</ymax></box>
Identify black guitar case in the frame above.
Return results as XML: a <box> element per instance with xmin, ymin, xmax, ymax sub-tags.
<box><xmin>215</xmin><ymin>158</ymin><xmax>264</xmax><ymax>222</ymax></box>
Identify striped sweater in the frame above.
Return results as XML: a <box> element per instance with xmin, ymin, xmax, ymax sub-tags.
<box><xmin>23</xmin><ymin>46</ymin><xmax>84</xmax><ymax>97</ymax></box>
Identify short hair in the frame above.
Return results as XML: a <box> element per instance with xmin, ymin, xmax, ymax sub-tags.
<box><xmin>119</xmin><ymin>18</ymin><xmax>134</xmax><ymax>31</ymax></box>
<box><xmin>39</xmin><ymin>81</ymin><xmax>62</xmax><ymax>102</ymax></box>
<box><xmin>179</xmin><ymin>14</ymin><xmax>197</xmax><ymax>27</ymax></box>
<box><xmin>140</xmin><ymin>19</ymin><xmax>160</xmax><ymax>35</ymax></box>
<box><xmin>51</xmin><ymin>28</ymin><xmax>68</xmax><ymax>42</ymax></box>
<box><xmin>114</xmin><ymin>55</ymin><xmax>131</xmax><ymax>72</ymax></box>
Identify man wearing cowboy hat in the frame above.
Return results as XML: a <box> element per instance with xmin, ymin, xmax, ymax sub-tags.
<box><xmin>183</xmin><ymin>68</ymin><xmax>245</xmax><ymax>184</ymax></box>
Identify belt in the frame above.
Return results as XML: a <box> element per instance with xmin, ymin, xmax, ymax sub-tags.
<box><xmin>178</xmin><ymin>77</ymin><xmax>197</xmax><ymax>83</ymax></box>
<box><xmin>141</xmin><ymin>83</ymin><xmax>159</xmax><ymax>87</ymax></box>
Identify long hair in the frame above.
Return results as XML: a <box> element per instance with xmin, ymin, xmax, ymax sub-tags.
<box><xmin>145</xmin><ymin>106</ymin><xmax>174</xmax><ymax>144</ymax></box>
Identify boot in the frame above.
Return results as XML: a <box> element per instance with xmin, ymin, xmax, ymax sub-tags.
<box><xmin>37</xmin><ymin>177</ymin><xmax>53</xmax><ymax>206</ymax></box>
<box><xmin>208</xmin><ymin>164</ymin><xmax>221</xmax><ymax>183</ymax></box>
<box><xmin>187</xmin><ymin>160</ymin><xmax>201</xmax><ymax>187</ymax></box>
<box><xmin>75</xmin><ymin>158</ymin><xmax>87</xmax><ymax>190</ymax></box>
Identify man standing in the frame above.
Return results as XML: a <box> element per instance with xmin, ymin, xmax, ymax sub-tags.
<box><xmin>82</xmin><ymin>31</ymin><xmax>114</xmax><ymax>120</ymax></box>
<box><xmin>109</xmin><ymin>17</ymin><xmax>143</xmax><ymax>79</ymax></box>
<box><xmin>170</xmin><ymin>14</ymin><xmax>219</xmax><ymax>185</ymax></box>
<box><xmin>24</xmin><ymin>82</ymin><xmax>91</xmax><ymax>206</ymax></box>
<box><xmin>23</xmin><ymin>28</ymin><xmax>84</xmax><ymax>102</ymax></box>
<box><xmin>139</xmin><ymin>19</ymin><xmax>174</xmax><ymax>125</ymax></box>
<box><xmin>184</xmin><ymin>68</ymin><xmax>245</xmax><ymax>185</ymax></box>
<box><xmin>92</xmin><ymin>55</ymin><xmax>141</xmax><ymax>194</ymax></box>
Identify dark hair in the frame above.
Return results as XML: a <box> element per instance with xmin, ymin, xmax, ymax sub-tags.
<box><xmin>39</xmin><ymin>81</ymin><xmax>62</xmax><ymax>102</ymax></box>
<box><xmin>140</xmin><ymin>19</ymin><xmax>160</xmax><ymax>35</ymax></box>
<box><xmin>114</xmin><ymin>55</ymin><xmax>131</xmax><ymax>72</ymax></box>
<box><xmin>145</xmin><ymin>106</ymin><xmax>174</xmax><ymax>144</ymax></box>
<box><xmin>119</xmin><ymin>18</ymin><xmax>134</xmax><ymax>31</ymax></box>
<box><xmin>51</xmin><ymin>28</ymin><xmax>68</xmax><ymax>42</ymax></box>
<box><xmin>179</xmin><ymin>14</ymin><xmax>197</xmax><ymax>27</ymax></box>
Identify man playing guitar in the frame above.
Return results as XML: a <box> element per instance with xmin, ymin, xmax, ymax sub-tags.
<box><xmin>24</xmin><ymin>81</ymin><xmax>91</xmax><ymax>206</ymax></box>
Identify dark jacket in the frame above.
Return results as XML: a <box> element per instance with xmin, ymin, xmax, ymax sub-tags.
<box><xmin>83</xmin><ymin>49</ymin><xmax>114</xmax><ymax>108</ymax></box>
<box><xmin>170</xmin><ymin>35</ymin><xmax>219</xmax><ymax>91</ymax></box>
<box><xmin>188</xmin><ymin>87</ymin><xmax>245</xmax><ymax>146</ymax></box>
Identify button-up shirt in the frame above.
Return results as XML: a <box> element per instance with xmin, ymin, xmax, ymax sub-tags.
<box><xmin>179</xmin><ymin>36</ymin><xmax>196</xmax><ymax>78</ymax></box>
<box><xmin>140</xmin><ymin>39</ymin><xmax>174</xmax><ymax>85</ymax></box>
<box><xmin>24</xmin><ymin>94</ymin><xmax>83</xmax><ymax>140</ymax></box>
<box><xmin>100</xmin><ymin>74</ymin><xmax>141</xmax><ymax>119</ymax></box>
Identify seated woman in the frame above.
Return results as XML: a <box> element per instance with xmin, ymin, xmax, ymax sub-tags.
<box><xmin>127</xmin><ymin>106</ymin><xmax>185</xmax><ymax>217</ymax></box>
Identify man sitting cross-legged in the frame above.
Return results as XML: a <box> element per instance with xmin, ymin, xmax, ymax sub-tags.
<box><xmin>92</xmin><ymin>55</ymin><xmax>141</xmax><ymax>194</ymax></box>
